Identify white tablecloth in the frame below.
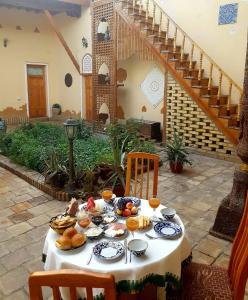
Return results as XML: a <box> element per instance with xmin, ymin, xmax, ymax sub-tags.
<box><xmin>43</xmin><ymin>199</ymin><xmax>191</xmax><ymax>299</ymax></box>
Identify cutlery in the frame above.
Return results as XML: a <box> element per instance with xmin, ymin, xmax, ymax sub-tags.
<box><xmin>145</xmin><ymin>233</ymin><xmax>163</xmax><ymax>239</ymax></box>
<box><xmin>86</xmin><ymin>246</ymin><xmax>94</xmax><ymax>265</ymax></box>
<box><xmin>129</xmin><ymin>248</ymin><xmax>132</xmax><ymax>263</ymax></box>
<box><xmin>124</xmin><ymin>239</ymin><xmax>127</xmax><ymax>264</ymax></box>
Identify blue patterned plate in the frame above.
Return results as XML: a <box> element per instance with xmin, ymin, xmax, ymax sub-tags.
<box><xmin>93</xmin><ymin>241</ymin><xmax>124</xmax><ymax>260</ymax></box>
<box><xmin>154</xmin><ymin>221</ymin><xmax>182</xmax><ymax>238</ymax></box>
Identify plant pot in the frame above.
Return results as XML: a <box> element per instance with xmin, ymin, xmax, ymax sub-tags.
<box><xmin>52</xmin><ymin>107</ymin><xmax>61</xmax><ymax>116</ymax></box>
<box><xmin>169</xmin><ymin>161</ymin><xmax>183</xmax><ymax>174</ymax></box>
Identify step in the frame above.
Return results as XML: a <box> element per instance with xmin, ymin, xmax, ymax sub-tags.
<box><xmin>166</xmin><ymin>51</ymin><xmax>189</xmax><ymax>60</ymax></box>
<box><xmin>191</xmin><ymin>77</ymin><xmax>209</xmax><ymax>87</ymax></box>
<box><xmin>174</xmin><ymin>60</ymin><xmax>197</xmax><ymax>69</ymax></box>
<box><xmin>200</xmin><ymin>86</ymin><xmax>219</xmax><ymax>96</ymax></box>
<box><xmin>147</xmin><ymin>34</ymin><xmax>166</xmax><ymax>44</ymax></box>
<box><xmin>130</xmin><ymin>14</ymin><xmax>146</xmax><ymax>22</ymax></box>
<box><xmin>160</xmin><ymin>45</ymin><xmax>181</xmax><ymax>53</ymax></box>
<box><xmin>183</xmin><ymin>69</ymin><xmax>204</xmax><ymax>78</ymax></box>
<box><xmin>207</xmin><ymin>95</ymin><xmax>228</xmax><ymax>106</ymax></box>
<box><xmin>228</xmin><ymin>118</ymin><xmax>240</xmax><ymax>128</ymax></box>
<box><xmin>218</xmin><ymin>105</ymin><xmax>237</xmax><ymax>118</ymax></box>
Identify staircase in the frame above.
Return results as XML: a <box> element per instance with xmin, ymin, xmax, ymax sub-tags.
<box><xmin>115</xmin><ymin>0</ymin><xmax>243</xmax><ymax>145</ymax></box>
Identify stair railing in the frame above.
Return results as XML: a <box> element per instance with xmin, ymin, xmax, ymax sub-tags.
<box><xmin>132</xmin><ymin>0</ymin><xmax>243</xmax><ymax>121</ymax></box>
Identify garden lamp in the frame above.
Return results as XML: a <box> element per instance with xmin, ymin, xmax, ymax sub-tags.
<box><xmin>63</xmin><ymin>118</ymin><xmax>79</xmax><ymax>193</ymax></box>
<box><xmin>0</xmin><ymin>118</ymin><xmax>7</xmax><ymax>134</ymax></box>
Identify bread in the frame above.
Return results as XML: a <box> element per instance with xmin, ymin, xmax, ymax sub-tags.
<box><xmin>138</xmin><ymin>216</ymin><xmax>150</xmax><ymax>229</ymax></box>
<box><xmin>55</xmin><ymin>236</ymin><xmax>72</xmax><ymax>250</ymax></box>
<box><xmin>71</xmin><ymin>233</ymin><xmax>86</xmax><ymax>248</ymax></box>
<box><xmin>63</xmin><ymin>227</ymin><xmax>78</xmax><ymax>239</ymax></box>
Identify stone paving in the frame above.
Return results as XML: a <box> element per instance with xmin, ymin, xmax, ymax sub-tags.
<box><xmin>0</xmin><ymin>153</ymin><xmax>247</xmax><ymax>299</ymax></box>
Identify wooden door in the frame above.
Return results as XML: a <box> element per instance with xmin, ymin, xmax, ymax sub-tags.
<box><xmin>85</xmin><ymin>75</ymin><xmax>93</xmax><ymax>121</ymax></box>
<box><xmin>27</xmin><ymin>65</ymin><xmax>47</xmax><ymax>118</ymax></box>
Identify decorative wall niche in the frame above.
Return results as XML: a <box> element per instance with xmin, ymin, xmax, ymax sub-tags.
<box><xmin>141</xmin><ymin>105</ymin><xmax>147</xmax><ymax>112</ymax></box>
<box><xmin>65</xmin><ymin>73</ymin><xmax>73</xmax><ymax>87</ymax></box>
<box><xmin>34</xmin><ymin>27</ymin><xmax>40</xmax><ymax>33</ymax></box>
<box><xmin>98</xmin><ymin>63</ymin><xmax>110</xmax><ymax>85</ymax></box>
<box><xmin>117</xmin><ymin>68</ymin><xmax>127</xmax><ymax>83</ymax></box>
<box><xmin>16</xmin><ymin>26</ymin><xmax>22</xmax><ymax>30</ymax></box>
<box><xmin>82</xmin><ymin>54</ymin><xmax>92</xmax><ymax>74</ymax></box>
<box><xmin>97</xmin><ymin>17</ymin><xmax>110</xmax><ymax>42</ymax></box>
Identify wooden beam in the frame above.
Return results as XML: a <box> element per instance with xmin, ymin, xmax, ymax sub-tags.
<box><xmin>162</xmin><ymin>70</ymin><xmax>168</xmax><ymax>145</ymax></box>
<box><xmin>57</xmin><ymin>0</ymin><xmax>90</xmax><ymax>6</ymax></box>
<box><xmin>0</xmin><ymin>0</ymin><xmax>81</xmax><ymax>17</ymax></box>
<box><xmin>44</xmin><ymin>9</ymin><xmax>81</xmax><ymax>74</ymax></box>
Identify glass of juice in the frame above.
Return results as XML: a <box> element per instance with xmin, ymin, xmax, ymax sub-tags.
<box><xmin>126</xmin><ymin>217</ymin><xmax>139</xmax><ymax>238</ymax></box>
<box><xmin>149</xmin><ymin>197</ymin><xmax>161</xmax><ymax>221</ymax></box>
<box><xmin>102</xmin><ymin>189</ymin><xmax>113</xmax><ymax>203</ymax></box>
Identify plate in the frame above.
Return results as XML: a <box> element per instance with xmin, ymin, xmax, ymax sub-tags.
<box><xmin>104</xmin><ymin>223</ymin><xmax>127</xmax><ymax>239</ymax></box>
<box><xmin>85</xmin><ymin>227</ymin><xmax>104</xmax><ymax>240</ymax></box>
<box><xmin>102</xmin><ymin>215</ymin><xmax>118</xmax><ymax>224</ymax></box>
<box><xmin>154</xmin><ymin>221</ymin><xmax>182</xmax><ymax>238</ymax></box>
<box><xmin>93</xmin><ymin>241</ymin><xmax>124</xmax><ymax>260</ymax></box>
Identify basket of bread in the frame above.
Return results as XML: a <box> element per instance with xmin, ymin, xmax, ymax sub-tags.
<box><xmin>55</xmin><ymin>227</ymin><xmax>87</xmax><ymax>250</ymax></box>
<box><xmin>50</xmin><ymin>214</ymin><xmax>77</xmax><ymax>235</ymax></box>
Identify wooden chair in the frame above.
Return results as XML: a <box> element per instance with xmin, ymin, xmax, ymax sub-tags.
<box><xmin>125</xmin><ymin>152</ymin><xmax>159</xmax><ymax>199</ymax></box>
<box><xmin>174</xmin><ymin>195</ymin><xmax>248</xmax><ymax>300</ymax></box>
<box><xmin>29</xmin><ymin>269</ymin><xmax>116</xmax><ymax>300</ymax></box>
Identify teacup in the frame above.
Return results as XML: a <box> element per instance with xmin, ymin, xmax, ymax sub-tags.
<box><xmin>128</xmin><ymin>239</ymin><xmax>148</xmax><ymax>257</ymax></box>
<box><xmin>161</xmin><ymin>208</ymin><xmax>176</xmax><ymax>220</ymax></box>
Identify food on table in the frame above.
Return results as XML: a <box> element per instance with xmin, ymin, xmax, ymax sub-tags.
<box><xmin>91</xmin><ymin>215</ymin><xmax>103</xmax><ymax>226</ymax></box>
<box><xmin>55</xmin><ymin>228</ymin><xmax>86</xmax><ymax>250</ymax></box>
<box><xmin>55</xmin><ymin>236</ymin><xmax>72</xmax><ymax>250</ymax></box>
<box><xmin>103</xmin><ymin>215</ymin><xmax>116</xmax><ymax>224</ymax></box>
<box><xmin>86</xmin><ymin>197</ymin><xmax>95</xmax><ymax>211</ymax></box>
<box><xmin>77</xmin><ymin>210</ymin><xmax>87</xmax><ymax>220</ymax></box>
<box><xmin>116</xmin><ymin>198</ymin><xmax>139</xmax><ymax>217</ymax></box>
<box><xmin>136</xmin><ymin>215</ymin><xmax>151</xmax><ymax>230</ymax></box>
<box><xmin>102</xmin><ymin>189</ymin><xmax>113</xmax><ymax>201</ymax></box>
<box><xmin>71</xmin><ymin>233</ymin><xmax>86</xmax><ymax>248</ymax></box>
<box><xmin>85</xmin><ymin>227</ymin><xmax>103</xmax><ymax>239</ymax></box>
<box><xmin>50</xmin><ymin>214</ymin><xmax>77</xmax><ymax>234</ymax></box>
<box><xmin>78</xmin><ymin>217</ymin><xmax>91</xmax><ymax>228</ymax></box>
<box><xmin>66</xmin><ymin>198</ymin><xmax>79</xmax><ymax>217</ymax></box>
<box><xmin>126</xmin><ymin>217</ymin><xmax>139</xmax><ymax>232</ymax></box>
<box><xmin>63</xmin><ymin>227</ymin><xmax>78</xmax><ymax>239</ymax></box>
<box><xmin>105</xmin><ymin>223</ymin><xmax>126</xmax><ymax>238</ymax></box>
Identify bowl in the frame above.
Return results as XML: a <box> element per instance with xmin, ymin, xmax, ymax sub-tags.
<box><xmin>128</xmin><ymin>239</ymin><xmax>148</xmax><ymax>257</ymax></box>
<box><xmin>91</xmin><ymin>215</ymin><xmax>103</xmax><ymax>226</ymax></box>
<box><xmin>49</xmin><ymin>214</ymin><xmax>77</xmax><ymax>235</ymax></box>
<box><xmin>161</xmin><ymin>208</ymin><xmax>176</xmax><ymax>220</ymax></box>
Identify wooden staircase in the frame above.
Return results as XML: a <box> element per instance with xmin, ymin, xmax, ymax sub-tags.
<box><xmin>116</xmin><ymin>0</ymin><xmax>243</xmax><ymax>145</ymax></box>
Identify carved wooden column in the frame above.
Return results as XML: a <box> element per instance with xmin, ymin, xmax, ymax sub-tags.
<box><xmin>210</xmin><ymin>37</ymin><xmax>248</xmax><ymax>241</ymax></box>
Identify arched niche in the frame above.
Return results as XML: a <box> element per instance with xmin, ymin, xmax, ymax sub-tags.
<box><xmin>82</xmin><ymin>54</ymin><xmax>92</xmax><ymax>74</ymax></box>
<box><xmin>98</xmin><ymin>63</ymin><xmax>110</xmax><ymax>85</ymax></box>
<box><xmin>97</xmin><ymin>17</ymin><xmax>110</xmax><ymax>42</ymax></box>
<box><xmin>98</xmin><ymin>102</ymin><xmax>110</xmax><ymax>124</ymax></box>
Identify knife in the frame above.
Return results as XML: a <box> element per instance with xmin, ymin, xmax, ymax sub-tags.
<box><xmin>86</xmin><ymin>248</ymin><xmax>93</xmax><ymax>265</ymax></box>
<box><xmin>124</xmin><ymin>239</ymin><xmax>127</xmax><ymax>264</ymax></box>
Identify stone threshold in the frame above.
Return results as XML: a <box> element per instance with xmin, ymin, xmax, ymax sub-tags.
<box><xmin>0</xmin><ymin>154</ymin><xmax>69</xmax><ymax>201</ymax></box>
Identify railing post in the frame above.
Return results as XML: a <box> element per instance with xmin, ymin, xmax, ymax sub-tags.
<box><xmin>180</xmin><ymin>35</ymin><xmax>185</xmax><ymax>62</ymax></box>
<box><xmin>152</xmin><ymin>3</ymin><xmax>156</xmax><ymax>30</ymax></box>
<box><xmin>208</xmin><ymin>63</ymin><xmax>213</xmax><ymax>93</ymax></box>
<box><xmin>217</xmin><ymin>70</ymin><xmax>223</xmax><ymax>100</ymax></box>
<box><xmin>189</xmin><ymin>43</ymin><xmax>194</xmax><ymax>70</ymax></box>
<box><xmin>146</xmin><ymin>0</ymin><xmax>149</xmax><ymax>21</ymax></box>
<box><xmin>173</xmin><ymin>27</ymin><xmax>177</xmax><ymax>53</ymax></box>
<box><xmin>198</xmin><ymin>52</ymin><xmax>203</xmax><ymax>82</ymax></box>
<box><xmin>227</xmin><ymin>81</ymin><xmax>232</xmax><ymax>111</ymax></box>
<box><xmin>165</xmin><ymin>18</ymin><xmax>170</xmax><ymax>46</ymax></box>
<box><xmin>159</xmin><ymin>11</ymin><xmax>162</xmax><ymax>35</ymax></box>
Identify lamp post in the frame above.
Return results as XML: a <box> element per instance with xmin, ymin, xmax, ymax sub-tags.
<box><xmin>64</xmin><ymin>118</ymin><xmax>79</xmax><ymax>194</ymax></box>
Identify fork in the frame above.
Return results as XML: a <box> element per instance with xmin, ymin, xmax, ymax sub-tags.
<box><xmin>145</xmin><ymin>233</ymin><xmax>162</xmax><ymax>239</ymax></box>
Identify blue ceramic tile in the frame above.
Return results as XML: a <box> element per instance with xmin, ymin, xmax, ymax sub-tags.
<box><xmin>218</xmin><ymin>3</ymin><xmax>238</xmax><ymax>25</ymax></box>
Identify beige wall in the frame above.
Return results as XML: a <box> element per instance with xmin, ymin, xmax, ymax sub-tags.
<box><xmin>117</xmin><ymin>56</ymin><xmax>164</xmax><ymax>125</ymax></box>
<box><xmin>158</xmin><ymin>0</ymin><xmax>248</xmax><ymax>87</ymax></box>
<box><xmin>0</xmin><ymin>6</ymin><xmax>92</xmax><ymax>118</ymax></box>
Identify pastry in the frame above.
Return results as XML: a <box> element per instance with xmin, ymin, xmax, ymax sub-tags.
<box><xmin>55</xmin><ymin>236</ymin><xmax>72</xmax><ymax>250</ymax></box>
<box><xmin>137</xmin><ymin>216</ymin><xmax>151</xmax><ymax>229</ymax></box>
<box><xmin>63</xmin><ymin>227</ymin><xmax>78</xmax><ymax>239</ymax></box>
<box><xmin>71</xmin><ymin>233</ymin><xmax>86</xmax><ymax>248</ymax></box>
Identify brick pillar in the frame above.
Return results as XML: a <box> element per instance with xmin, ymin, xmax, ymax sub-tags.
<box><xmin>210</xmin><ymin>37</ymin><xmax>248</xmax><ymax>241</ymax></box>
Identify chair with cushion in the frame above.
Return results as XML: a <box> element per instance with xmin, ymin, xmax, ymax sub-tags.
<box><xmin>29</xmin><ymin>269</ymin><xmax>116</xmax><ymax>300</ymax></box>
<box><xmin>125</xmin><ymin>152</ymin><xmax>159</xmax><ymax>199</ymax></box>
<box><xmin>177</xmin><ymin>195</ymin><xmax>248</xmax><ymax>299</ymax></box>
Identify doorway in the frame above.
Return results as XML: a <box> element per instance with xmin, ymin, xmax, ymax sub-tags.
<box><xmin>84</xmin><ymin>75</ymin><xmax>93</xmax><ymax>121</ymax></box>
<box><xmin>27</xmin><ymin>65</ymin><xmax>47</xmax><ymax>118</ymax></box>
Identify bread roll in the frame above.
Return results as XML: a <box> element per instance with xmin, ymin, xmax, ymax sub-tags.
<box><xmin>63</xmin><ymin>227</ymin><xmax>77</xmax><ymax>238</ymax></box>
<box><xmin>71</xmin><ymin>233</ymin><xmax>86</xmax><ymax>248</ymax></box>
<box><xmin>55</xmin><ymin>236</ymin><xmax>72</xmax><ymax>250</ymax></box>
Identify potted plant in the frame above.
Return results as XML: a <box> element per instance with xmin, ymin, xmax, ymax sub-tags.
<box><xmin>52</xmin><ymin>103</ymin><xmax>61</xmax><ymax>116</ymax></box>
<box><xmin>165</xmin><ymin>129</ymin><xmax>192</xmax><ymax>174</ymax></box>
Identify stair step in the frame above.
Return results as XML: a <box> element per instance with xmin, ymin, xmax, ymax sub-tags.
<box><xmin>183</xmin><ymin>69</ymin><xmax>204</xmax><ymax>78</ymax></box>
<box><xmin>228</xmin><ymin>118</ymin><xmax>240</xmax><ymax>128</ymax></box>
<box><xmin>174</xmin><ymin>60</ymin><xmax>197</xmax><ymax>69</ymax></box>
<box><xmin>191</xmin><ymin>78</ymin><xmax>209</xmax><ymax>87</ymax></box>
<box><xmin>200</xmin><ymin>86</ymin><xmax>219</xmax><ymax>96</ymax></box>
<box><xmin>147</xmin><ymin>35</ymin><xmax>166</xmax><ymax>43</ymax></box>
<box><xmin>208</xmin><ymin>95</ymin><xmax>228</xmax><ymax>106</ymax></box>
<box><xmin>219</xmin><ymin>105</ymin><xmax>237</xmax><ymax>117</ymax></box>
<box><xmin>160</xmin><ymin>45</ymin><xmax>181</xmax><ymax>53</ymax></box>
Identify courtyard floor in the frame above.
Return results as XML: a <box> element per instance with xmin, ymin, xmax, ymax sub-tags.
<box><xmin>0</xmin><ymin>153</ymin><xmax>246</xmax><ymax>299</ymax></box>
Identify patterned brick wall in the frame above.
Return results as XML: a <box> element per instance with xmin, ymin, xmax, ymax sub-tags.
<box><xmin>166</xmin><ymin>75</ymin><xmax>237</xmax><ymax>158</ymax></box>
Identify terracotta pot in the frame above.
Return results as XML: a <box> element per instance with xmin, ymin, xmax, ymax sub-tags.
<box><xmin>169</xmin><ymin>161</ymin><xmax>183</xmax><ymax>174</ymax></box>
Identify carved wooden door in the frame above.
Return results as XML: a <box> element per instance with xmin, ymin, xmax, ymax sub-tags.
<box><xmin>85</xmin><ymin>75</ymin><xmax>93</xmax><ymax>121</ymax></box>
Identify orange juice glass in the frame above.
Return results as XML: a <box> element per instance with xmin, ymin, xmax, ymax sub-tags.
<box><xmin>102</xmin><ymin>189</ymin><xmax>113</xmax><ymax>202</ymax></box>
<box><xmin>149</xmin><ymin>197</ymin><xmax>160</xmax><ymax>221</ymax></box>
<box><xmin>126</xmin><ymin>217</ymin><xmax>139</xmax><ymax>238</ymax></box>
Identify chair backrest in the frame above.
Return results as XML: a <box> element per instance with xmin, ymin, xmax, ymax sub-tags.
<box><xmin>29</xmin><ymin>269</ymin><xmax>116</xmax><ymax>300</ymax></box>
<box><xmin>228</xmin><ymin>194</ymin><xmax>248</xmax><ymax>300</ymax></box>
<box><xmin>125</xmin><ymin>152</ymin><xmax>159</xmax><ymax>199</ymax></box>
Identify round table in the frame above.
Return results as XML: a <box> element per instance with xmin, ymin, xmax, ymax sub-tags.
<box><xmin>43</xmin><ymin>199</ymin><xmax>191</xmax><ymax>300</ymax></box>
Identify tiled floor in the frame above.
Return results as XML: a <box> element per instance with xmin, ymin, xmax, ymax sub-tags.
<box><xmin>0</xmin><ymin>153</ymin><xmax>247</xmax><ymax>299</ymax></box>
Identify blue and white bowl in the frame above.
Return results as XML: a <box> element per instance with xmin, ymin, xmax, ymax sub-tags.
<box><xmin>160</xmin><ymin>208</ymin><xmax>176</xmax><ymax>220</ymax></box>
<box><xmin>128</xmin><ymin>239</ymin><xmax>148</xmax><ymax>257</ymax></box>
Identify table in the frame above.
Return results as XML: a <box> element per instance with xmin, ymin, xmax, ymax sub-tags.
<box><xmin>43</xmin><ymin>199</ymin><xmax>191</xmax><ymax>299</ymax></box>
